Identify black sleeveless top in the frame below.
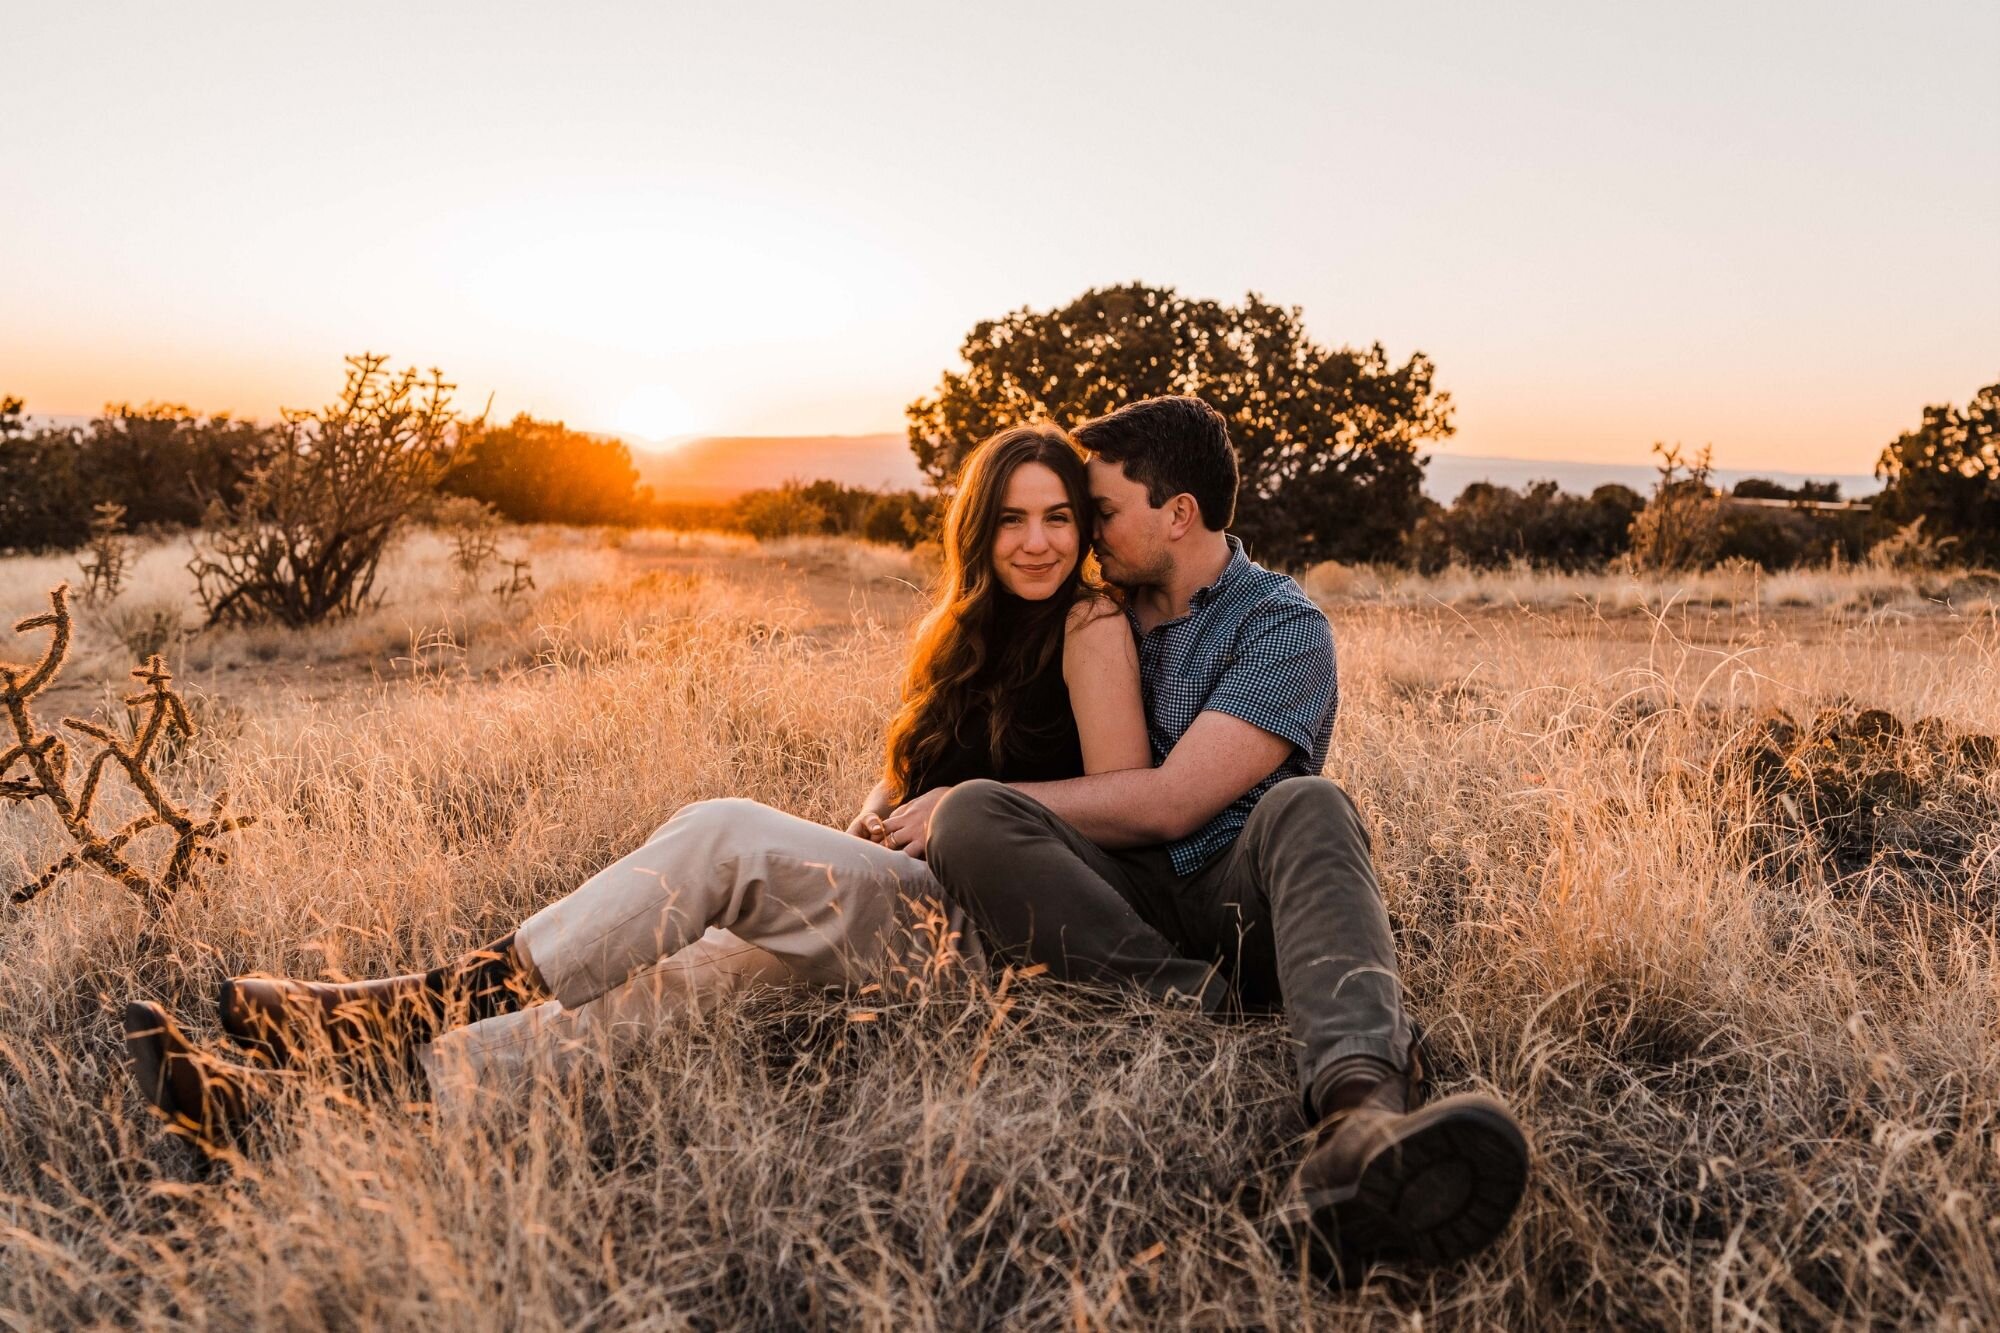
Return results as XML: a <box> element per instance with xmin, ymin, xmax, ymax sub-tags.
<box><xmin>901</xmin><ymin>595</ymin><xmax>1086</xmax><ymax>799</ymax></box>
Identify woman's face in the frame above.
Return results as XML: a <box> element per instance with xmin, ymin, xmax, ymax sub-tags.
<box><xmin>989</xmin><ymin>460</ymin><xmax>1080</xmax><ymax>600</ymax></box>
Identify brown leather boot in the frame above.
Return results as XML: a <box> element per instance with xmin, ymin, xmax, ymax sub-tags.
<box><xmin>217</xmin><ymin>974</ymin><xmax>434</xmax><ymax>1070</ymax></box>
<box><xmin>1279</xmin><ymin>1059</ymin><xmax>1529</xmax><ymax>1281</ymax></box>
<box><xmin>124</xmin><ymin>1000</ymin><xmax>274</xmax><ymax>1156</ymax></box>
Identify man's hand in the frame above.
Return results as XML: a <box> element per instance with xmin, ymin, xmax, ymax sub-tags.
<box><xmin>882</xmin><ymin>785</ymin><xmax>951</xmax><ymax>859</ymax></box>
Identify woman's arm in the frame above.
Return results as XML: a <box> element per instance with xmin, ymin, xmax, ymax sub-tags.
<box><xmin>845</xmin><ymin>777</ymin><xmax>898</xmax><ymax>841</ymax></box>
<box><xmin>1063</xmin><ymin>599</ymin><xmax>1153</xmax><ymax>774</ymax></box>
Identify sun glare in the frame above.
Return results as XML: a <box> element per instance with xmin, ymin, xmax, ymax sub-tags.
<box><xmin>613</xmin><ymin>384</ymin><xmax>700</xmax><ymax>445</ymax></box>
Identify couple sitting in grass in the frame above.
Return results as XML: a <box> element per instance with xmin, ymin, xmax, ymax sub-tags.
<box><xmin>124</xmin><ymin>395</ymin><xmax>1530</xmax><ymax>1276</ymax></box>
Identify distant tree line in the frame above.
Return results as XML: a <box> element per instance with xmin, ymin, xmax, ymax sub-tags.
<box><xmin>7</xmin><ymin>335</ymin><xmax>1993</xmax><ymax>571</ymax></box>
<box><xmin>0</xmin><ymin>393</ymin><xmax>938</xmax><ymax>553</ymax></box>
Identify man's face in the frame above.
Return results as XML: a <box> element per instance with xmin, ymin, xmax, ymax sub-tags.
<box><xmin>1086</xmin><ymin>456</ymin><xmax>1174</xmax><ymax>588</ymax></box>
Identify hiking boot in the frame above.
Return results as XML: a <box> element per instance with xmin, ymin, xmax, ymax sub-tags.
<box><xmin>218</xmin><ymin>973</ymin><xmax>432</xmax><ymax>1069</ymax></box>
<box><xmin>124</xmin><ymin>1000</ymin><xmax>273</xmax><ymax>1156</ymax></box>
<box><xmin>1277</xmin><ymin>1058</ymin><xmax>1529</xmax><ymax>1282</ymax></box>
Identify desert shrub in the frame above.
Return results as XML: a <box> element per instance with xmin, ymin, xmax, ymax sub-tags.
<box><xmin>861</xmin><ymin>488</ymin><xmax>941</xmax><ymax>545</ymax></box>
<box><xmin>1628</xmin><ymin>443</ymin><xmax>1723</xmax><ymax>572</ymax></box>
<box><xmin>441</xmin><ymin>413</ymin><xmax>648</xmax><ymax>526</ymax></box>
<box><xmin>1731</xmin><ymin>476</ymin><xmax>1842</xmax><ymax>502</ymax></box>
<box><xmin>77</xmin><ymin>501</ymin><xmax>131</xmax><ymax>602</ymax></box>
<box><xmin>1406</xmin><ymin>480</ymin><xmax>1643</xmax><ymax>572</ymax></box>
<box><xmin>1872</xmin><ymin>377</ymin><xmax>2000</xmax><ymax>566</ymax></box>
<box><xmin>1714</xmin><ymin>502</ymin><xmax>1869</xmax><ymax>569</ymax></box>
<box><xmin>1868</xmin><ymin>516</ymin><xmax>1956</xmax><ymax>572</ymax></box>
<box><xmin>431</xmin><ymin>495</ymin><xmax>503</xmax><ymax>585</ymax></box>
<box><xmin>95</xmin><ymin>598</ymin><xmax>190</xmax><ymax>661</ymax></box>
<box><xmin>0</xmin><ymin>405</ymin><xmax>92</xmax><ymax>551</ymax></box>
<box><xmin>187</xmin><ymin>354</ymin><xmax>467</xmax><ymax>627</ymax></box>
<box><xmin>0</xmin><ymin>399</ymin><xmax>281</xmax><ymax>551</ymax></box>
<box><xmin>726</xmin><ymin>481</ymin><xmax>936</xmax><ymax>547</ymax></box>
<box><xmin>734</xmin><ymin>483</ymin><xmax>833</xmax><ymax>541</ymax></box>
<box><xmin>80</xmin><ymin>402</ymin><xmax>279</xmax><ymax>530</ymax></box>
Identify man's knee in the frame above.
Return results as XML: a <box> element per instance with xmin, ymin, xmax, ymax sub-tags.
<box><xmin>1245</xmin><ymin>776</ymin><xmax>1370</xmax><ymax>850</ymax></box>
<box><xmin>926</xmin><ymin>779</ymin><xmax>1019</xmax><ymax>872</ymax></box>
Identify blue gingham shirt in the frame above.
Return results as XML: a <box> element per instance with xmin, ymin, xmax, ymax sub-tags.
<box><xmin>1126</xmin><ymin>536</ymin><xmax>1338</xmax><ymax>875</ymax></box>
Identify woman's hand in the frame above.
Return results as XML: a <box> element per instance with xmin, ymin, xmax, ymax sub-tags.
<box><xmin>846</xmin><ymin>811</ymin><xmax>890</xmax><ymax>843</ymax></box>
<box><xmin>847</xmin><ymin>778</ymin><xmax>897</xmax><ymax>843</ymax></box>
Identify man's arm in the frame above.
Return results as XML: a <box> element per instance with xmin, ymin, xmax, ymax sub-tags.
<box><xmin>1010</xmin><ymin>709</ymin><xmax>1293</xmax><ymax>847</ymax></box>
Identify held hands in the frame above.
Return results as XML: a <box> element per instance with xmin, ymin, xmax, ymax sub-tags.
<box><xmin>864</xmin><ymin>785</ymin><xmax>951</xmax><ymax>860</ymax></box>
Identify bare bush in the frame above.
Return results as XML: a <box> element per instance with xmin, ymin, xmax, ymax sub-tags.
<box><xmin>1868</xmin><ymin>516</ymin><xmax>1957</xmax><ymax>572</ymax></box>
<box><xmin>1628</xmin><ymin>442</ymin><xmax>1723</xmax><ymax>571</ymax></box>
<box><xmin>188</xmin><ymin>354</ymin><xmax>469</xmax><ymax>627</ymax></box>
<box><xmin>431</xmin><ymin>495</ymin><xmax>502</xmax><ymax>586</ymax></box>
<box><xmin>0</xmin><ymin>584</ymin><xmax>252</xmax><ymax>909</ymax></box>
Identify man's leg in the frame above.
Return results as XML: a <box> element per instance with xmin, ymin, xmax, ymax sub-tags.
<box><xmin>926</xmin><ymin>780</ymin><xmax>1220</xmax><ymax>1008</ymax></box>
<box><xmin>1198</xmin><ymin>776</ymin><xmax>1527</xmax><ymax>1273</ymax></box>
<box><xmin>1191</xmin><ymin>776</ymin><xmax>1410</xmax><ymax>1105</ymax></box>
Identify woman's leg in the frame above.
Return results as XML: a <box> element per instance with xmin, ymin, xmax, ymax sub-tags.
<box><xmin>222</xmin><ymin>799</ymin><xmax>961</xmax><ymax>1064</ymax></box>
<box><xmin>417</xmin><ymin>929</ymin><xmax>792</xmax><ymax>1113</ymax></box>
<box><xmin>515</xmin><ymin>797</ymin><xmax>953</xmax><ymax>1010</ymax></box>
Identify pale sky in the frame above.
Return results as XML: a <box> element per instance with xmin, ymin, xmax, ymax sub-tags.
<box><xmin>3</xmin><ymin>1</ymin><xmax>1995</xmax><ymax>474</ymax></box>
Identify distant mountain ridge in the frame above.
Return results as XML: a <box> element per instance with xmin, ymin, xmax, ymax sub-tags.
<box><xmin>635</xmin><ymin>433</ymin><xmax>1880</xmax><ymax>504</ymax></box>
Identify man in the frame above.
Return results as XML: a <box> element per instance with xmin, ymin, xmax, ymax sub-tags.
<box><xmin>892</xmin><ymin>395</ymin><xmax>1529</xmax><ymax>1274</ymax></box>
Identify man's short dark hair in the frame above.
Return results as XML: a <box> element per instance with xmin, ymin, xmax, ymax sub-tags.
<box><xmin>1074</xmin><ymin>395</ymin><xmax>1238</xmax><ymax>530</ymax></box>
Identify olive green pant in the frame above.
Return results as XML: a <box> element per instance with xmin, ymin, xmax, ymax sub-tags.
<box><xmin>925</xmin><ymin>776</ymin><xmax>1412</xmax><ymax>1107</ymax></box>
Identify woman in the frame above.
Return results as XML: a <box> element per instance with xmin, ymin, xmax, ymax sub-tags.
<box><xmin>124</xmin><ymin>424</ymin><xmax>1149</xmax><ymax>1149</ymax></box>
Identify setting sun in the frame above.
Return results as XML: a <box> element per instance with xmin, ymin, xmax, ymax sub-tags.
<box><xmin>611</xmin><ymin>383</ymin><xmax>701</xmax><ymax>445</ymax></box>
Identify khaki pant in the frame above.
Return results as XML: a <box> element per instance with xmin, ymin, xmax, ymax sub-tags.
<box><xmin>420</xmin><ymin>798</ymin><xmax>971</xmax><ymax>1107</ymax></box>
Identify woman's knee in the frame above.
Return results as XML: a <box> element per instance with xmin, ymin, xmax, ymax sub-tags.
<box><xmin>657</xmin><ymin>797</ymin><xmax>782</xmax><ymax>849</ymax></box>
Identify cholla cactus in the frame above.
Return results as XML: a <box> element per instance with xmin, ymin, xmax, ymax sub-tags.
<box><xmin>492</xmin><ymin>557</ymin><xmax>536</xmax><ymax>605</ymax></box>
<box><xmin>0</xmin><ymin>584</ymin><xmax>253</xmax><ymax>909</ymax></box>
<box><xmin>79</xmin><ymin>501</ymin><xmax>131</xmax><ymax>603</ymax></box>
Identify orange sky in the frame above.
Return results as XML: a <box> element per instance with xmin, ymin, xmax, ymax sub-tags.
<box><xmin>4</xmin><ymin>3</ymin><xmax>1995</xmax><ymax>477</ymax></box>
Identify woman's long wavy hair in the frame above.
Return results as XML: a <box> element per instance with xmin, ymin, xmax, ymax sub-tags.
<box><xmin>884</xmin><ymin>425</ymin><xmax>1098</xmax><ymax>798</ymax></box>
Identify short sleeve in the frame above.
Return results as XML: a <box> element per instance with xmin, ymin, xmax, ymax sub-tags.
<box><xmin>1199</xmin><ymin>597</ymin><xmax>1337</xmax><ymax>757</ymax></box>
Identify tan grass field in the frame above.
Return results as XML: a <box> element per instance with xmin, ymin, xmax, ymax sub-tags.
<box><xmin>3</xmin><ymin>530</ymin><xmax>1999</xmax><ymax>1330</ymax></box>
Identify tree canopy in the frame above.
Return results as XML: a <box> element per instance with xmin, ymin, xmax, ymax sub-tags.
<box><xmin>906</xmin><ymin>284</ymin><xmax>1453</xmax><ymax>567</ymax></box>
<box><xmin>442</xmin><ymin>413</ymin><xmax>648</xmax><ymax>526</ymax></box>
<box><xmin>1873</xmin><ymin>379</ymin><xmax>2000</xmax><ymax>567</ymax></box>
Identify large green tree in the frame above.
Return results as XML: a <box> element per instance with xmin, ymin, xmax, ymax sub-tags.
<box><xmin>906</xmin><ymin>284</ymin><xmax>1453</xmax><ymax>566</ymax></box>
<box><xmin>1873</xmin><ymin>379</ymin><xmax>2000</xmax><ymax>567</ymax></box>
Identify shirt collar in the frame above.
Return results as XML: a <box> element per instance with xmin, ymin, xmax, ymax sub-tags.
<box><xmin>1190</xmin><ymin>535</ymin><xmax>1249</xmax><ymax>610</ymax></box>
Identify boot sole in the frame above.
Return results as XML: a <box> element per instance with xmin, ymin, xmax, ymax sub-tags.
<box><xmin>1286</xmin><ymin>1094</ymin><xmax>1529</xmax><ymax>1280</ymax></box>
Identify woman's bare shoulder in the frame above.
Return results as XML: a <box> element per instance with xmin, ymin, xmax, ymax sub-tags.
<box><xmin>1072</xmin><ymin>592</ymin><xmax>1136</xmax><ymax>648</ymax></box>
<box><xmin>1064</xmin><ymin>589</ymin><xmax>1126</xmax><ymax>636</ymax></box>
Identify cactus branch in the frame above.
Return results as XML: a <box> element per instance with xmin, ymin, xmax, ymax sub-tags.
<box><xmin>1</xmin><ymin>585</ymin><xmax>254</xmax><ymax>910</ymax></box>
